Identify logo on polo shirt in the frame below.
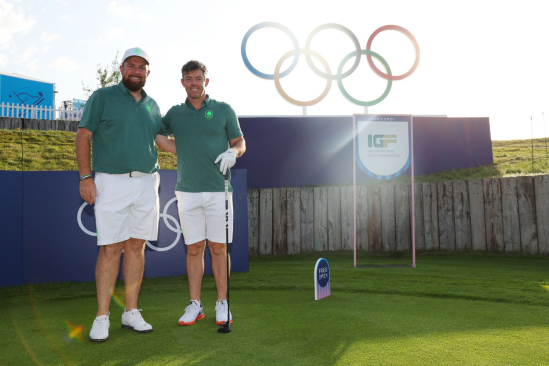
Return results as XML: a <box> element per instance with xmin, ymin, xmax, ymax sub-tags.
<box><xmin>146</xmin><ymin>105</ymin><xmax>151</xmax><ymax>112</ymax></box>
<box><xmin>205</xmin><ymin>110</ymin><xmax>213</xmax><ymax>119</ymax></box>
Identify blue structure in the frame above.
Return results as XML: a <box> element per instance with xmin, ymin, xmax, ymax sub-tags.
<box><xmin>236</xmin><ymin>116</ymin><xmax>493</xmax><ymax>188</ymax></box>
<box><xmin>0</xmin><ymin>169</ymin><xmax>249</xmax><ymax>287</ymax></box>
<box><xmin>0</xmin><ymin>73</ymin><xmax>55</xmax><ymax>118</ymax></box>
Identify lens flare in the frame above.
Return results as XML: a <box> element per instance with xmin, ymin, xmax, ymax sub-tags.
<box><xmin>65</xmin><ymin>321</ymin><xmax>84</xmax><ymax>343</ymax></box>
<box><xmin>111</xmin><ymin>289</ymin><xmax>126</xmax><ymax>310</ymax></box>
<box><xmin>26</xmin><ymin>285</ymin><xmax>73</xmax><ymax>364</ymax></box>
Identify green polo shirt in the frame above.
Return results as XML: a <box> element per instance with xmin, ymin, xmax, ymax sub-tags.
<box><xmin>162</xmin><ymin>95</ymin><xmax>243</xmax><ymax>192</ymax></box>
<box><xmin>79</xmin><ymin>82</ymin><xmax>166</xmax><ymax>174</ymax></box>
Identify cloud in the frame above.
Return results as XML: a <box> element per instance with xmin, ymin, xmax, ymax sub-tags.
<box><xmin>41</xmin><ymin>31</ymin><xmax>59</xmax><ymax>42</ymax></box>
<box><xmin>97</xmin><ymin>27</ymin><xmax>124</xmax><ymax>42</ymax></box>
<box><xmin>0</xmin><ymin>0</ymin><xmax>36</xmax><ymax>46</ymax></box>
<box><xmin>50</xmin><ymin>57</ymin><xmax>78</xmax><ymax>72</ymax></box>
<box><xmin>0</xmin><ymin>54</ymin><xmax>7</xmax><ymax>67</ymax></box>
<box><xmin>107</xmin><ymin>1</ymin><xmax>152</xmax><ymax>23</ymax></box>
<box><xmin>17</xmin><ymin>45</ymin><xmax>40</xmax><ymax>63</ymax></box>
<box><xmin>16</xmin><ymin>44</ymin><xmax>50</xmax><ymax>71</ymax></box>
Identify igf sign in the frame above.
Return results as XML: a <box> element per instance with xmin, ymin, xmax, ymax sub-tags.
<box><xmin>354</xmin><ymin>115</ymin><xmax>412</xmax><ymax>180</ymax></box>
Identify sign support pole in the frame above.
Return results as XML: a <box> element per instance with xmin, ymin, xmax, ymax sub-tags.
<box><xmin>353</xmin><ymin>116</ymin><xmax>357</xmax><ymax>268</ymax></box>
<box><xmin>411</xmin><ymin>117</ymin><xmax>416</xmax><ymax>268</ymax></box>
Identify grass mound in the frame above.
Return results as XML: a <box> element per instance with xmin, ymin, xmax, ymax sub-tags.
<box><xmin>2</xmin><ymin>129</ymin><xmax>549</xmax><ymax>181</ymax></box>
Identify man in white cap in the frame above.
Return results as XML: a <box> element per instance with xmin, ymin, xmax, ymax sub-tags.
<box><xmin>76</xmin><ymin>47</ymin><xmax>174</xmax><ymax>342</ymax></box>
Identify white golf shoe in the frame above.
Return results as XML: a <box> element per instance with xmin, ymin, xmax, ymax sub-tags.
<box><xmin>121</xmin><ymin>308</ymin><xmax>153</xmax><ymax>333</ymax></box>
<box><xmin>179</xmin><ymin>300</ymin><xmax>205</xmax><ymax>325</ymax></box>
<box><xmin>89</xmin><ymin>312</ymin><xmax>110</xmax><ymax>343</ymax></box>
<box><xmin>215</xmin><ymin>300</ymin><xmax>233</xmax><ymax>325</ymax></box>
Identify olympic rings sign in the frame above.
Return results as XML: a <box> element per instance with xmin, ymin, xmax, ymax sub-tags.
<box><xmin>241</xmin><ymin>22</ymin><xmax>420</xmax><ymax>107</ymax></box>
<box><xmin>77</xmin><ymin>197</ymin><xmax>182</xmax><ymax>252</ymax></box>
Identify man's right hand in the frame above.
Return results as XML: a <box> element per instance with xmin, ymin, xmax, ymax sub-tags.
<box><xmin>80</xmin><ymin>179</ymin><xmax>97</xmax><ymax>205</ymax></box>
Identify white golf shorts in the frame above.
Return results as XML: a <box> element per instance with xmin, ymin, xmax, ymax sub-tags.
<box><xmin>94</xmin><ymin>172</ymin><xmax>160</xmax><ymax>246</ymax></box>
<box><xmin>175</xmin><ymin>191</ymin><xmax>233</xmax><ymax>245</ymax></box>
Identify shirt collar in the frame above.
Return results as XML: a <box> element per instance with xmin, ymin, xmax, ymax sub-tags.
<box><xmin>184</xmin><ymin>94</ymin><xmax>211</xmax><ymax>110</ymax></box>
<box><xmin>117</xmin><ymin>81</ymin><xmax>148</xmax><ymax>100</ymax></box>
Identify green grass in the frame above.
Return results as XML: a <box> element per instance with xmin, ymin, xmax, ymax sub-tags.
<box><xmin>0</xmin><ymin>129</ymin><xmax>178</xmax><ymax>171</ymax></box>
<box><xmin>2</xmin><ymin>129</ymin><xmax>548</xmax><ymax>182</ymax></box>
<box><xmin>2</xmin><ymin>252</ymin><xmax>549</xmax><ymax>365</ymax></box>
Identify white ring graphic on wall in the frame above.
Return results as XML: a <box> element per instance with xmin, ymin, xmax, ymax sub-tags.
<box><xmin>77</xmin><ymin>202</ymin><xmax>96</xmax><ymax>236</ymax></box>
<box><xmin>146</xmin><ymin>197</ymin><xmax>181</xmax><ymax>252</ymax></box>
<box><xmin>77</xmin><ymin>197</ymin><xmax>182</xmax><ymax>252</ymax></box>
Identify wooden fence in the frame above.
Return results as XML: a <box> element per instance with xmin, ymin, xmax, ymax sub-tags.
<box><xmin>0</xmin><ymin>103</ymin><xmax>82</xmax><ymax>121</ymax></box>
<box><xmin>247</xmin><ymin>176</ymin><xmax>549</xmax><ymax>255</ymax></box>
<box><xmin>0</xmin><ymin>117</ymin><xmax>79</xmax><ymax>132</ymax></box>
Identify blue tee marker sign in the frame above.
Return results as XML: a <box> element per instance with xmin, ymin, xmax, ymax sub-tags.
<box><xmin>314</xmin><ymin>258</ymin><xmax>330</xmax><ymax>300</ymax></box>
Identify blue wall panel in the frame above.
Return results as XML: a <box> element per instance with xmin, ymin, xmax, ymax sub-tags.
<box><xmin>0</xmin><ymin>171</ymin><xmax>23</xmax><ymax>286</ymax></box>
<box><xmin>0</xmin><ymin>169</ymin><xmax>248</xmax><ymax>287</ymax></box>
<box><xmin>236</xmin><ymin>116</ymin><xmax>493</xmax><ymax>188</ymax></box>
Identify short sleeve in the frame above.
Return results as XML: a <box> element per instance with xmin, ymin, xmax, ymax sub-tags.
<box><xmin>225</xmin><ymin>105</ymin><xmax>243</xmax><ymax>140</ymax></box>
<box><xmin>153</xmin><ymin>104</ymin><xmax>170</xmax><ymax>136</ymax></box>
<box><xmin>78</xmin><ymin>90</ymin><xmax>104</xmax><ymax>133</ymax></box>
<box><xmin>161</xmin><ymin>108</ymin><xmax>174</xmax><ymax>136</ymax></box>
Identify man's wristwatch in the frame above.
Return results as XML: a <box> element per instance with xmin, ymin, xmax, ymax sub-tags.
<box><xmin>79</xmin><ymin>174</ymin><xmax>93</xmax><ymax>181</ymax></box>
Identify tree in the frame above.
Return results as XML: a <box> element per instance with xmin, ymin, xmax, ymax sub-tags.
<box><xmin>81</xmin><ymin>51</ymin><xmax>121</xmax><ymax>97</ymax></box>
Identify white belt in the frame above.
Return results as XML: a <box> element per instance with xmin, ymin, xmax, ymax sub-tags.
<box><xmin>98</xmin><ymin>171</ymin><xmax>152</xmax><ymax>178</ymax></box>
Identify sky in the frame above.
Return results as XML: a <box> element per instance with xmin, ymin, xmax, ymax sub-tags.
<box><xmin>1</xmin><ymin>0</ymin><xmax>548</xmax><ymax>140</ymax></box>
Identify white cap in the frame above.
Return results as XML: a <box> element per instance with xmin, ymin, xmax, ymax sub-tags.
<box><xmin>121</xmin><ymin>47</ymin><xmax>149</xmax><ymax>65</ymax></box>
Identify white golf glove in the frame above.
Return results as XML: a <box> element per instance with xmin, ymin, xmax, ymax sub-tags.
<box><xmin>214</xmin><ymin>148</ymin><xmax>237</xmax><ymax>175</ymax></box>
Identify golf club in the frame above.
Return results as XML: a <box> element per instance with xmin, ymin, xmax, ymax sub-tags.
<box><xmin>217</xmin><ymin>172</ymin><xmax>231</xmax><ymax>333</ymax></box>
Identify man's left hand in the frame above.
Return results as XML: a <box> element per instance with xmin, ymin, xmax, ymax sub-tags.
<box><xmin>214</xmin><ymin>148</ymin><xmax>237</xmax><ymax>175</ymax></box>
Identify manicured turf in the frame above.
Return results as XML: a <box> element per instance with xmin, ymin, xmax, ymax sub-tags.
<box><xmin>2</xmin><ymin>251</ymin><xmax>549</xmax><ymax>365</ymax></box>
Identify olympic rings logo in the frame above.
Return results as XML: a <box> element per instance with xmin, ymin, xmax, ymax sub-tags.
<box><xmin>77</xmin><ymin>197</ymin><xmax>182</xmax><ymax>252</ymax></box>
<box><xmin>241</xmin><ymin>22</ymin><xmax>420</xmax><ymax>107</ymax></box>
